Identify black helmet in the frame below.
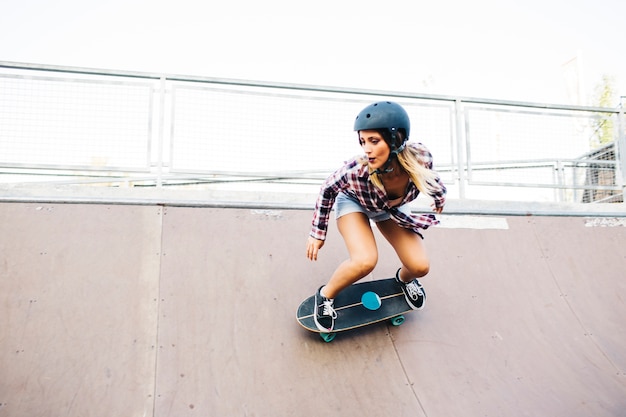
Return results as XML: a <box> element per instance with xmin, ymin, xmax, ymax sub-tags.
<box><xmin>354</xmin><ymin>101</ymin><xmax>410</xmax><ymax>154</ymax></box>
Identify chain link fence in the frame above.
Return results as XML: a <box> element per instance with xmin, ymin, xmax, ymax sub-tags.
<box><xmin>1</xmin><ymin>62</ymin><xmax>624</xmax><ymax>204</ymax></box>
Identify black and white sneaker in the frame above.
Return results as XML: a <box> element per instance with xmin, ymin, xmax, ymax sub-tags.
<box><xmin>395</xmin><ymin>268</ymin><xmax>426</xmax><ymax>310</ymax></box>
<box><xmin>313</xmin><ymin>286</ymin><xmax>337</xmax><ymax>332</ymax></box>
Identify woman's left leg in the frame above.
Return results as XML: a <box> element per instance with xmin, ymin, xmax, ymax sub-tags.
<box><xmin>375</xmin><ymin>219</ymin><xmax>430</xmax><ymax>282</ymax></box>
<box><xmin>376</xmin><ymin>219</ymin><xmax>429</xmax><ymax>309</ymax></box>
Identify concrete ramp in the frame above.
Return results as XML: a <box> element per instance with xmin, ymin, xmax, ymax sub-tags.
<box><xmin>1</xmin><ymin>202</ymin><xmax>625</xmax><ymax>416</ymax></box>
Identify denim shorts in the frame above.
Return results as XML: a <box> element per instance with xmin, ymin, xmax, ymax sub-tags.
<box><xmin>334</xmin><ymin>192</ymin><xmax>413</xmax><ymax>222</ymax></box>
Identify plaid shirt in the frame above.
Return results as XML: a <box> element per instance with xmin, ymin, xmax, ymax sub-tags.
<box><xmin>310</xmin><ymin>142</ymin><xmax>446</xmax><ymax>241</ymax></box>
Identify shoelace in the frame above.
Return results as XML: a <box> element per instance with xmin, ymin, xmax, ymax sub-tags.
<box><xmin>405</xmin><ymin>282</ymin><xmax>423</xmax><ymax>300</ymax></box>
<box><xmin>321</xmin><ymin>299</ymin><xmax>337</xmax><ymax>319</ymax></box>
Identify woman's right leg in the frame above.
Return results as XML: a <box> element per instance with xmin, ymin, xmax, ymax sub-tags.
<box><xmin>321</xmin><ymin>212</ymin><xmax>378</xmax><ymax>299</ymax></box>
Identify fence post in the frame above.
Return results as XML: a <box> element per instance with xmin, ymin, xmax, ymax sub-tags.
<box><xmin>156</xmin><ymin>77</ymin><xmax>166</xmax><ymax>188</ymax></box>
<box><xmin>616</xmin><ymin>97</ymin><xmax>626</xmax><ymax>203</ymax></box>
<box><xmin>455</xmin><ymin>99</ymin><xmax>466</xmax><ymax>199</ymax></box>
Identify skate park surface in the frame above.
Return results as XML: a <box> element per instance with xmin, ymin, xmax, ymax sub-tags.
<box><xmin>1</xmin><ymin>200</ymin><xmax>625</xmax><ymax>416</ymax></box>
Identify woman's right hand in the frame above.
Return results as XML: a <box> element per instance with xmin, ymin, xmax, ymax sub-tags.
<box><xmin>306</xmin><ymin>236</ymin><xmax>324</xmax><ymax>261</ymax></box>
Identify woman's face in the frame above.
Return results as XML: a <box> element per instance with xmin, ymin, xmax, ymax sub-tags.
<box><xmin>359</xmin><ymin>130</ymin><xmax>390</xmax><ymax>171</ymax></box>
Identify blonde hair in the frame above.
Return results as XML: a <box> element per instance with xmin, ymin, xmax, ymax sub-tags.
<box><xmin>361</xmin><ymin>146</ymin><xmax>442</xmax><ymax>196</ymax></box>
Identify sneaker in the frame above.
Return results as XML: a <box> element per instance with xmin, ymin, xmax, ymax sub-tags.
<box><xmin>313</xmin><ymin>286</ymin><xmax>337</xmax><ymax>332</ymax></box>
<box><xmin>395</xmin><ymin>268</ymin><xmax>426</xmax><ymax>310</ymax></box>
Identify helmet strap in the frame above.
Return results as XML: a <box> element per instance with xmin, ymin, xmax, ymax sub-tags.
<box><xmin>371</xmin><ymin>129</ymin><xmax>406</xmax><ymax>175</ymax></box>
<box><xmin>373</xmin><ymin>152</ymin><xmax>398</xmax><ymax>175</ymax></box>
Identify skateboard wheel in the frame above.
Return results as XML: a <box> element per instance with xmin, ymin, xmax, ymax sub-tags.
<box><xmin>390</xmin><ymin>315</ymin><xmax>405</xmax><ymax>326</ymax></box>
<box><xmin>320</xmin><ymin>332</ymin><xmax>336</xmax><ymax>343</ymax></box>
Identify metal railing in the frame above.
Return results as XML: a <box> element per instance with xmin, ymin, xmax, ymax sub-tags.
<box><xmin>1</xmin><ymin>61</ymin><xmax>624</xmax><ymax>205</ymax></box>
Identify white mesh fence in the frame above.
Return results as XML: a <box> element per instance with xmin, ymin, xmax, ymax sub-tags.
<box><xmin>0</xmin><ymin>63</ymin><xmax>622</xmax><ymax>203</ymax></box>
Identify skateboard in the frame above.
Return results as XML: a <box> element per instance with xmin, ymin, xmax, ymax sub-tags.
<box><xmin>296</xmin><ymin>278</ymin><xmax>415</xmax><ymax>342</ymax></box>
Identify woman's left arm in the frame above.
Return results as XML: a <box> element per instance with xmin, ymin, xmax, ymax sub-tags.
<box><xmin>412</xmin><ymin>143</ymin><xmax>447</xmax><ymax>212</ymax></box>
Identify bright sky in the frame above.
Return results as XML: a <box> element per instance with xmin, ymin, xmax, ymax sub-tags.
<box><xmin>1</xmin><ymin>0</ymin><xmax>624</xmax><ymax>106</ymax></box>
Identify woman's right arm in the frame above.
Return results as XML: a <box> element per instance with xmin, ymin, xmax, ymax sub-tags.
<box><xmin>307</xmin><ymin>159</ymin><xmax>355</xmax><ymax>255</ymax></box>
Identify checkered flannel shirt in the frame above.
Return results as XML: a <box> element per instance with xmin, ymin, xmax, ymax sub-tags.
<box><xmin>309</xmin><ymin>142</ymin><xmax>447</xmax><ymax>241</ymax></box>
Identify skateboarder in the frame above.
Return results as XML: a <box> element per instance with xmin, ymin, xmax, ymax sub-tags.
<box><xmin>306</xmin><ymin>101</ymin><xmax>446</xmax><ymax>332</ymax></box>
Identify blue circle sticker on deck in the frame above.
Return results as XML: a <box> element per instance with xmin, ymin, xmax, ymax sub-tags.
<box><xmin>361</xmin><ymin>291</ymin><xmax>382</xmax><ymax>310</ymax></box>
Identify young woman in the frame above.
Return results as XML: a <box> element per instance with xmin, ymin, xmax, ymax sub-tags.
<box><xmin>306</xmin><ymin>101</ymin><xmax>446</xmax><ymax>332</ymax></box>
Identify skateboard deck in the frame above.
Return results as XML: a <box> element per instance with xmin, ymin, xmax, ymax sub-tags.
<box><xmin>296</xmin><ymin>278</ymin><xmax>414</xmax><ymax>342</ymax></box>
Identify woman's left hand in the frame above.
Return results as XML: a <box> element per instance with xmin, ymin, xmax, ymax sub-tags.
<box><xmin>431</xmin><ymin>203</ymin><xmax>443</xmax><ymax>214</ymax></box>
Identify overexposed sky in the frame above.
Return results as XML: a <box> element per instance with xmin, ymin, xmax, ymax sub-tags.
<box><xmin>1</xmin><ymin>0</ymin><xmax>624</xmax><ymax>105</ymax></box>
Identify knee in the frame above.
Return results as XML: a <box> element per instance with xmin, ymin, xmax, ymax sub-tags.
<box><xmin>406</xmin><ymin>259</ymin><xmax>430</xmax><ymax>278</ymax></box>
<box><xmin>352</xmin><ymin>255</ymin><xmax>378</xmax><ymax>277</ymax></box>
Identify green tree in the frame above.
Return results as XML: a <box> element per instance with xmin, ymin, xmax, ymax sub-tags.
<box><xmin>591</xmin><ymin>74</ymin><xmax>616</xmax><ymax>146</ymax></box>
